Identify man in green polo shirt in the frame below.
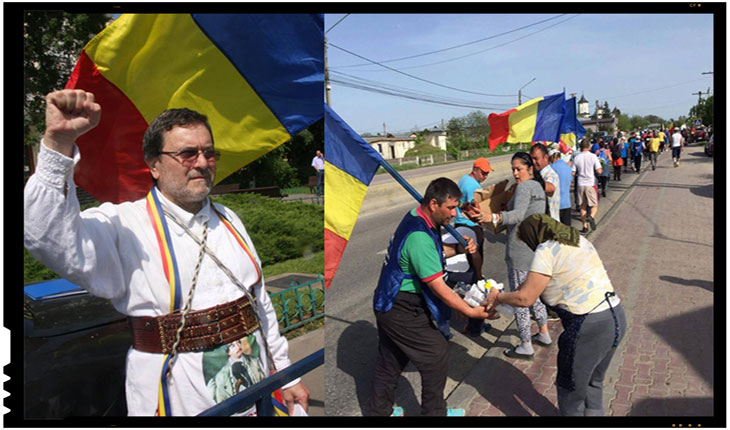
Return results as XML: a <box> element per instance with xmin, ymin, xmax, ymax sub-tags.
<box><xmin>369</xmin><ymin>177</ymin><xmax>491</xmax><ymax>416</ymax></box>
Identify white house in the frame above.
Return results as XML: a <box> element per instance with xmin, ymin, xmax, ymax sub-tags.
<box><xmin>365</xmin><ymin>127</ymin><xmax>447</xmax><ymax>160</ymax></box>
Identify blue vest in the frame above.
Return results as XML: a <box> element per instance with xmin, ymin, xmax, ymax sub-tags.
<box><xmin>373</xmin><ymin>210</ymin><xmax>452</xmax><ymax>339</ymax></box>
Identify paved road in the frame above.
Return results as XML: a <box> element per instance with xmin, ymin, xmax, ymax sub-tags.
<box><xmin>324</xmin><ymin>148</ymin><xmax>700</xmax><ymax>416</ymax></box>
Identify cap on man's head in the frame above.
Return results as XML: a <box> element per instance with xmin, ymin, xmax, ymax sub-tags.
<box><xmin>473</xmin><ymin>157</ymin><xmax>493</xmax><ymax>173</ymax></box>
<box><xmin>548</xmin><ymin>148</ymin><xmax>559</xmax><ymax>157</ymax></box>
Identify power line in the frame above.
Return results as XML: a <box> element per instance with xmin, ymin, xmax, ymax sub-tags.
<box><xmin>395</xmin><ymin>14</ymin><xmax>580</xmax><ymax>71</ymax></box>
<box><xmin>330</xmin><ymin>70</ymin><xmax>515</xmax><ymax>108</ymax></box>
<box><xmin>330</xmin><ymin>77</ymin><xmax>507</xmax><ymax>111</ymax></box>
<box><xmin>325</xmin><ymin>13</ymin><xmax>350</xmax><ymax>34</ymax></box>
<box><xmin>601</xmin><ymin>77</ymin><xmax>711</xmax><ymax>100</ymax></box>
<box><xmin>329</xmin><ymin>42</ymin><xmax>517</xmax><ymax>97</ymax></box>
<box><xmin>334</xmin><ymin>14</ymin><xmax>568</xmax><ymax>68</ymax></box>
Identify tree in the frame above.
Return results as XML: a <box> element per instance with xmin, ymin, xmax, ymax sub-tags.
<box><xmin>24</xmin><ymin>12</ymin><xmax>111</xmax><ymax>142</ymax></box>
<box><xmin>617</xmin><ymin>113</ymin><xmax>632</xmax><ymax>131</ymax></box>
<box><xmin>220</xmin><ymin>119</ymin><xmax>324</xmax><ymax>189</ymax></box>
<box><xmin>689</xmin><ymin>95</ymin><xmax>713</xmax><ymax>126</ymax></box>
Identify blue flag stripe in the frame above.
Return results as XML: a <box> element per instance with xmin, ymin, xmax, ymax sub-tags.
<box><xmin>324</xmin><ymin>104</ymin><xmax>382</xmax><ymax>186</ymax></box>
<box><xmin>192</xmin><ymin>14</ymin><xmax>324</xmax><ymax>137</ymax></box>
<box><xmin>533</xmin><ymin>92</ymin><xmax>566</xmax><ymax>142</ymax></box>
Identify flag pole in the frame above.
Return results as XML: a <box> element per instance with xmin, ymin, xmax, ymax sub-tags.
<box><xmin>375</xmin><ymin>159</ymin><xmax>469</xmax><ymax>248</ymax></box>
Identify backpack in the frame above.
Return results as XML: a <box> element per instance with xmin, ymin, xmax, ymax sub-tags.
<box><xmin>610</xmin><ymin>144</ymin><xmax>621</xmax><ymax>159</ymax></box>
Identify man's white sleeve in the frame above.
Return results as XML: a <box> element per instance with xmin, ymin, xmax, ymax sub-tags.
<box><xmin>24</xmin><ymin>143</ymin><xmax>126</xmax><ymax>299</ymax></box>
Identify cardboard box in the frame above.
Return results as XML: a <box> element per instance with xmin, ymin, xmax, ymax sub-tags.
<box><xmin>471</xmin><ymin>179</ymin><xmax>514</xmax><ymax>234</ymax></box>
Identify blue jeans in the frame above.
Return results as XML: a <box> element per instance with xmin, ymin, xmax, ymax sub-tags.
<box><xmin>315</xmin><ymin>170</ymin><xmax>324</xmax><ymax>196</ymax></box>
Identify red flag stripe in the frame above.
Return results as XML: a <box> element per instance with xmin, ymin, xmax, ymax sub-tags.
<box><xmin>324</xmin><ymin>229</ymin><xmax>348</xmax><ymax>289</ymax></box>
<box><xmin>66</xmin><ymin>50</ymin><xmax>153</xmax><ymax>203</ymax></box>
<box><xmin>487</xmin><ymin>108</ymin><xmax>517</xmax><ymax>152</ymax></box>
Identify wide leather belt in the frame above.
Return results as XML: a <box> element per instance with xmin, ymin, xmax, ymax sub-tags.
<box><xmin>129</xmin><ymin>295</ymin><xmax>259</xmax><ymax>354</ymax></box>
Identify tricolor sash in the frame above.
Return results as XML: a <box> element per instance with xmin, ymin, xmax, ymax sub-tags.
<box><xmin>145</xmin><ymin>187</ymin><xmax>266</xmax><ymax>416</ymax></box>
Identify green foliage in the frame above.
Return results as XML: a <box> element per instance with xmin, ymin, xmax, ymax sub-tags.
<box><xmin>446</xmin><ymin>111</ymin><xmax>490</xmax><ymax>151</ymax></box>
<box><xmin>24</xmin><ymin>12</ymin><xmax>110</xmax><ymax>141</ymax></box>
<box><xmin>405</xmin><ymin>143</ymin><xmax>446</xmax><ymax>157</ymax></box>
<box><xmin>262</xmin><ymin>251</ymin><xmax>324</xmax><ymax>278</ymax></box>
<box><xmin>617</xmin><ymin>113</ymin><xmax>632</xmax><ymax>131</ymax></box>
<box><xmin>212</xmin><ymin>193</ymin><xmax>323</xmax><ymax>266</ymax></box>
<box><xmin>219</xmin><ymin>119</ymin><xmax>323</xmax><ymax>189</ymax></box>
<box><xmin>24</xmin><ymin>248</ymin><xmax>61</xmax><ymax>283</ymax></box>
<box><xmin>689</xmin><ymin>95</ymin><xmax>713</xmax><ymax>126</ymax></box>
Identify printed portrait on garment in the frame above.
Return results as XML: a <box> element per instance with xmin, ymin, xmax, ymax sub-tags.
<box><xmin>203</xmin><ymin>333</ymin><xmax>268</xmax><ymax>403</ymax></box>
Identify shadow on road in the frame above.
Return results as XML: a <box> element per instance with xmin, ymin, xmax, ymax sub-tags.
<box><xmin>471</xmin><ymin>356</ymin><xmax>559</xmax><ymax>416</ymax></box>
<box><xmin>690</xmin><ymin>183</ymin><xmax>713</xmax><ymax>198</ymax></box>
<box><xmin>630</xmin><ymin>396</ymin><xmax>713</xmax><ymax>416</ymax></box>
<box><xmin>648</xmin><ymin>306</ymin><xmax>713</xmax><ymax>386</ymax></box>
<box><xmin>335</xmin><ymin>319</ymin><xmax>382</xmax><ymax>415</ymax></box>
<box><xmin>659</xmin><ymin>275</ymin><xmax>713</xmax><ymax>293</ymax></box>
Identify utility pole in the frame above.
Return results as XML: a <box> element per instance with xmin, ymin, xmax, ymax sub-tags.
<box><xmin>518</xmin><ymin>77</ymin><xmax>536</xmax><ymax>105</ymax></box>
<box><xmin>324</xmin><ymin>36</ymin><xmax>331</xmax><ymax>107</ymax></box>
<box><xmin>692</xmin><ymin>90</ymin><xmax>705</xmax><ymax>104</ymax></box>
<box><xmin>383</xmin><ymin>122</ymin><xmax>387</xmax><ymax>137</ymax></box>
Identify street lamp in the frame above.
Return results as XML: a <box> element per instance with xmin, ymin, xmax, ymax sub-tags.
<box><xmin>518</xmin><ymin>78</ymin><xmax>536</xmax><ymax>105</ymax></box>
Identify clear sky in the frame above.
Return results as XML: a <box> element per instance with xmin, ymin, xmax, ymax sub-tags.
<box><xmin>325</xmin><ymin>12</ymin><xmax>715</xmax><ymax>135</ymax></box>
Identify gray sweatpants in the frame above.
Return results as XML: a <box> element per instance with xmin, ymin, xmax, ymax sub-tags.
<box><xmin>557</xmin><ymin>304</ymin><xmax>627</xmax><ymax>416</ymax></box>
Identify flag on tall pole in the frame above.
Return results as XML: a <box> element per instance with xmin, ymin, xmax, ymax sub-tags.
<box><xmin>66</xmin><ymin>14</ymin><xmax>324</xmax><ymax>203</ymax></box>
<box><xmin>323</xmin><ymin>105</ymin><xmax>382</xmax><ymax>289</ymax></box>
<box><xmin>487</xmin><ymin>92</ymin><xmax>566</xmax><ymax>152</ymax></box>
<box><xmin>558</xmin><ymin>96</ymin><xmax>586</xmax><ymax>151</ymax></box>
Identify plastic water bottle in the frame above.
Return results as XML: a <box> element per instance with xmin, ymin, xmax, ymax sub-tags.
<box><xmin>483</xmin><ymin>279</ymin><xmax>516</xmax><ymax>317</ymax></box>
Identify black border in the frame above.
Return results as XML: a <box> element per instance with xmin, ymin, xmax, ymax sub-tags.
<box><xmin>6</xmin><ymin>2</ymin><xmax>726</xmax><ymax>428</ymax></box>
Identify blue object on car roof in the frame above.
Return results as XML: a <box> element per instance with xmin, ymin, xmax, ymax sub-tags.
<box><xmin>24</xmin><ymin>278</ymin><xmax>86</xmax><ymax>300</ymax></box>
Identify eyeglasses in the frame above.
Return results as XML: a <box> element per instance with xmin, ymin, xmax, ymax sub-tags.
<box><xmin>159</xmin><ymin>148</ymin><xmax>221</xmax><ymax>167</ymax></box>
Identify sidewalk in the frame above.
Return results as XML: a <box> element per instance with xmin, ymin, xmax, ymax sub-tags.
<box><xmin>287</xmin><ymin>327</ymin><xmax>325</xmax><ymax>416</ymax></box>
<box><xmin>448</xmin><ymin>146</ymin><xmax>714</xmax><ymax>416</ymax></box>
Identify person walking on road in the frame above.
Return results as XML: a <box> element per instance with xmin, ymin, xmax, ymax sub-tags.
<box><xmin>630</xmin><ymin>132</ymin><xmax>644</xmax><ymax>173</ymax></box>
<box><xmin>485</xmin><ymin>213</ymin><xmax>627</xmax><ymax>417</ymax></box>
<box><xmin>489</xmin><ymin>152</ymin><xmax>552</xmax><ymax>360</ymax></box>
<box><xmin>311</xmin><ymin>150</ymin><xmax>325</xmax><ymax>196</ymax></box>
<box><xmin>453</xmin><ymin>157</ymin><xmax>494</xmax><ymax>337</ymax></box>
<box><xmin>596</xmin><ymin>141</ymin><xmax>612</xmax><ymax>198</ymax></box>
<box><xmin>610</xmin><ymin>138</ymin><xmax>623</xmax><ymax>181</ymax></box>
<box><xmin>671</xmin><ymin>128</ymin><xmax>685</xmax><ymax>167</ymax></box>
<box><xmin>548</xmin><ymin>149</ymin><xmax>573</xmax><ymax>227</ymax></box>
<box><xmin>647</xmin><ymin>133</ymin><xmax>661</xmax><ymax>171</ymax></box>
<box><xmin>619</xmin><ymin>136</ymin><xmax>629</xmax><ymax>174</ymax></box>
<box><xmin>530</xmin><ymin>143</ymin><xmax>561</xmax><ymax>222</ymax></box>
<box><xmin>369</xmin><ymin>178</ymin><xmax>490</xmax><ymax>417</ymax></box>
<box><xmin>571</xmin><ymin>139</ymin><xmax>603</xmax><ymax>234</ymax></box>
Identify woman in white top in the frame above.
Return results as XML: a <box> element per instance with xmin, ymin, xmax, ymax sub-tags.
<box><xmin>485</xmin><ymin>213</ymin><xmax>627</xmax><ymax>416</ymax></box>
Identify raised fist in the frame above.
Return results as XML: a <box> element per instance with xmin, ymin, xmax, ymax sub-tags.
<box><xmin>44</xmin><ymin>90</ymin><xmax>101</xmax><ymax>157</ymax></box>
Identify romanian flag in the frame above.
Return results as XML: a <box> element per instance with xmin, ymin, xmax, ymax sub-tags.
<box><xmin>324</xmin><ymin>105</ymin><xmax>382</xmax><ymax>289</ymax></box>
<box><xmin>66</xmin><ymin>14</ymin><xmax>324</xmax><ymax>203</ymax></box>
<box><xmin>487</xmin><ymin>92</ymin><xmax>566</xmax><ymax>152</ymax></box>
<box><xmin>558</xmin><ymin>96</ymin><xmax>587</xmax><ymax>149</ymax></box>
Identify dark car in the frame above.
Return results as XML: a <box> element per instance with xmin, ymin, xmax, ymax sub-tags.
<box><xmin>694</xmin><ymin>127</ymin><xmax>707</xmax><ymax>143</ymax></box>
<box><xmin>24</xmin><ymin>279</ymin><xmax>131</xmax><ymax>417</ymax></box>
<box><xmin>704</xmin><ymin>135</ymin><xmax>714</xmax><ymax>157</ymax></box>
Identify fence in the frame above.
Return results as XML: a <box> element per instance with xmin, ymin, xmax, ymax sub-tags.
<box><xmin>269</xmin><ymin>275</ymin><xmax>325</xmax><ymax>333</ymax></box>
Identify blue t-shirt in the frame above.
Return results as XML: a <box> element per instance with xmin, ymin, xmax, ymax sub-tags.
<box><xmin>630</xmin><ymin>138</ymin><xmax>643</xmax><ymax>156</ymax></box>
<box><xmin>619</xmin><ymin>142</ymin><xmax>627</xmax><ymax>158</ymax></box>
<box><xmin>551</xmin><ymin>159</ymin><xmax>573</xmax><ymax>209</ymax></box>
<box><xmin>454</xmin><ymin>174</ymin><xmax>481</xmax><ymax>227</ymax></box>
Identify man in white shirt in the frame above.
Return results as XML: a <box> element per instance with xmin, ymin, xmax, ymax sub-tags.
<box><xmin>671</xmin><ymin>128</ymin><xmax>684</xmax><ymax>167</ymax></box>
<box><xmin>529</xmin><ymin>143</ymin><xmax>560</xmax><ymax>221</ymax></box>
<box><xmin>24</xmin><ymin>89</ymin><xmax>309</xmax><ymax>416</ymax></box>
<box><xmin>571</xmin><ymin>139</ymin><xmax>603</xmax><ymax>234</ymax></box>
<box><xmin>311</xmin><ymin>150</ymin><xmax>324</xmax><ymax>196</ymax></box>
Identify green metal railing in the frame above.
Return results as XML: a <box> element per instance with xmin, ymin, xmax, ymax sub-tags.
<box><xmin>269</xmin><ymin>275</ymin><xmax>325</xmax><ymax>333</ymax></box>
